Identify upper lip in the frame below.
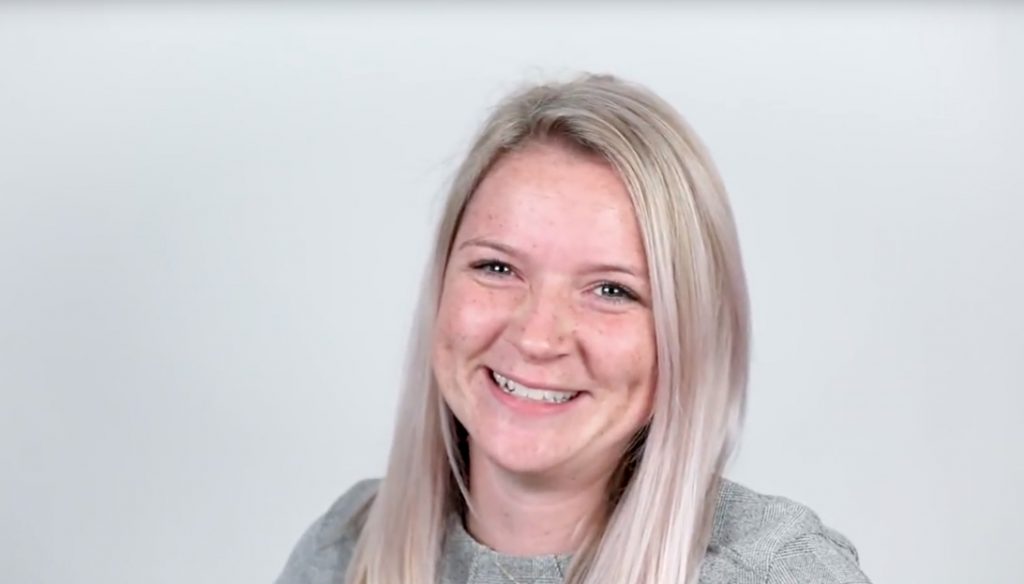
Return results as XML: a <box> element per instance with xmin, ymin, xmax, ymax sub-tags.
<box><xmin>489</xmin><ymin>367</ymin><xmax>583</xmax><ymax>393</ymax></box>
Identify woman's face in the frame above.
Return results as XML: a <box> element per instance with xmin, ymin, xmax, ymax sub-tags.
<box><xmin>432</xmin><ymin>140</ymin><xmax>657</xmax><ymax>483</ymax></box>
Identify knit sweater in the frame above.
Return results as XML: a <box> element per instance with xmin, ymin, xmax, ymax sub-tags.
<box><xmin>275</xmin><ymin>478</ymin><xmax>870</xmax><ymax>584</ymax></box>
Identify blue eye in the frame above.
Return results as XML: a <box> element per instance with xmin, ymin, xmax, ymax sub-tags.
<box><xmin>595</xmin><ymin>282</ymin><xmax>638</xmax><ymax>302</ymax></box>
<box><xmin>472</xmin><ymin>260</ymin><xmax>513</xmax><ymax>276</ymax></box>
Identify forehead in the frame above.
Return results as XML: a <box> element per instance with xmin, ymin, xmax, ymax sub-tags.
<box><xmin>457</xmin><ymin>142</ymin><xmax>645</xmax><ymax>258</ymax></box>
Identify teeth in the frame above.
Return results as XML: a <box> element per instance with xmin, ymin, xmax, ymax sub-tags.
<box><xmin>491</xmin><ymin>370</ymin><xmax>579</xmax><ymax>404</ymax></box>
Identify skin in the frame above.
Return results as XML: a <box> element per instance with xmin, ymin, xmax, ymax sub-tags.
<box><xmin>431</xmin><ymin>140</ymin><xmax>657</xmax><ymax>556</ymax></box>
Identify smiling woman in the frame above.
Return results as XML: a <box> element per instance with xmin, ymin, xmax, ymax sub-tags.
<box><xmin>434</xmin><ymin>142</ymin><xmax>657</xmax><ymax>507</ymax></box>
<box><xmin>276</xmin><ymin>74</ymin><xmax>871</xmax><ymax>584</ymax></box>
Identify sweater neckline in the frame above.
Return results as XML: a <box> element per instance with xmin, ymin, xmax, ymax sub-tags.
<box><xmin>442</xmin><ymin>514</ymin><xmax>572</xmax><ymax>583</ymax></box>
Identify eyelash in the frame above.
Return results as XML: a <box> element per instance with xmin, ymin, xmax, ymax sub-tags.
<box><xmin>470</xmin><ymin>260</ymin><xmax>639</xmax><ymax>304</ymax></box>
<box><xmin>595</xmin><ymin>282</ymin><xmax>639</xmax><ymax>303</ymax></box>
<box><xmin>470</xmin><ymin>260</ymin><xmax>514</xmax><ymax>276</ymax></box>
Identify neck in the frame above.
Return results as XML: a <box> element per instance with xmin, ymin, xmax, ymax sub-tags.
<box><xmin>465</xmin><ymin>448</ymin><xmax>610</xmax><ymax>556</ymax></box>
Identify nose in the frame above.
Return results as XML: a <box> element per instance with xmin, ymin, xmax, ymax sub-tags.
<box><xmin>505</xmin><ymin>284</ymin><xmax>574</xmax><ymax>361</ymax></box>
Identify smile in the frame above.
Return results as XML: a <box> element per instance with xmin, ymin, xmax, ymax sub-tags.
<box><xmin>489</xmin><ymin>369</ymin><xmax>581</xmax><ymax>404</ymax></box>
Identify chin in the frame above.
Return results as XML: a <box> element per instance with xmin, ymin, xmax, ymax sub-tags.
<box><xmin>471</xmin><ymin>433</ymin><xmax>576</xmax><ymax>477</ymax></box>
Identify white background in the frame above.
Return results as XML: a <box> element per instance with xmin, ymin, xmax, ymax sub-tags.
<box><xmin>1</xmin><ymin>4</ymin><xmax>1021</xmax><ymax>583</ymax></box>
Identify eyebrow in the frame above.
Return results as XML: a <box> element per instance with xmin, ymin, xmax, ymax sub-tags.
<box><xmin>458</xmin><ymin>237</ymin><xmax>521</xmax><ymax>259</ymax></box>
<box><xmin>457</xmin><ymin>237</ymin><xmax>647</xmax><ymax>280</ymax></box>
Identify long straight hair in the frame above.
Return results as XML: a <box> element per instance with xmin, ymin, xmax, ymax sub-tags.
<box><xmin>345</xmin><ymin>73</ymin><xmax>750</xmax><ymax>584</ymax></box>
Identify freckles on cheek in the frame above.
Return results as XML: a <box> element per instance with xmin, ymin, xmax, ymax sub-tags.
<box><xmin>596</xmin><ymin>322</ymin><xmax>657</xmax><ymax>387</ymax></box>
<box><xmin>457</xmin><ymin>286</ymin><xmax>507</xmax><ymax>327</ymax></box>
<box><xmin>437</xmin><ymin>291</ymin><xmax>491</xmax><ymax>357</ymax></box>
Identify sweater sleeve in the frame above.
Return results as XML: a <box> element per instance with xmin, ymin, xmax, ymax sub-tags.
<box><xmin>274</xmin><ymin>479</ymin><xmax>381</xmax><ymax>584</ymax></box>
<box><xmin>276</xmin><ymin>512</ymin><xmax>326</xmax><ymax>584</ymax></box>
<box><xmin>766</xmin><ymin>526</ymin><xmax>871</xmax><ymax>584</ymax></box>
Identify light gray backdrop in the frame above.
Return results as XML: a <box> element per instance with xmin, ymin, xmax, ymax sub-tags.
<box><xmin>1</xmin><ymin>4</ymin><xmax>1021</xmax><ymax>583</ymax></box>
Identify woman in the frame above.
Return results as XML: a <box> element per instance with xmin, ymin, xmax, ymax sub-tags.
<box><xmin>277</xmin><ymin>74</ymin><xmax>870</xmax><ymax>584</ymax></box>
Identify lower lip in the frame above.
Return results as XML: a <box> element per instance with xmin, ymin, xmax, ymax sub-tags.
<box><xmin>486</xmin><ymin>370</ymin><xmax>583</xmax><ymax>415</ymax></box>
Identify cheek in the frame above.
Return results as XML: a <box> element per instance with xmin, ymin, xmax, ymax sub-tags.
<box><xmin>434</xmin><ymin>278</ymin><xmax>511</xmax><ymax>363</ymax></box>
<box><xmin>586</xmin><ymin>317</ymin><xmax>657</xmax><ymax>392</ymax></box>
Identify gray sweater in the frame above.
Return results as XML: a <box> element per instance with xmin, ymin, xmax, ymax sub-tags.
<box><xmin>275</xmin><ymin>479</ymin><xmax>871</xmax><ymax>584</ymax></box>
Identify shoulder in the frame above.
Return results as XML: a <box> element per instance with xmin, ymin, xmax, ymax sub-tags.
<box><xmin>274</xmin><ymin>479</ymin><xmax>381</xmax><ymax>584</ymax></box>
<box><xmin>700</xmin><ymin>479</ymin><xmax>871</xmax><ymax>584</ymax></box>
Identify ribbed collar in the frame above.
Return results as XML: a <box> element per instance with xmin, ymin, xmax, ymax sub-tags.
<box><xmin>440</xmin><ymin>514</ymin><xmax>573</xmax><ymax>584</ymax></box>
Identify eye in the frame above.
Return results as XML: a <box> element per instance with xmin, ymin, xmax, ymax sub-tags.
<box><xmin>594</xmin><ymin>281</ymin><xmax>639</xmax><ymax>303</ymax></box>
<box><xmin>471</xmin><ymin>260</ymin><xmax>514</xmax><ymax>277</ymax></box>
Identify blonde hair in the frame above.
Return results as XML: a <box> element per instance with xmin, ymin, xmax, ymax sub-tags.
<box><xmin>346</xmin><ymin>73</ymin><xmax>750</xmax><ymax>584</ymax></box>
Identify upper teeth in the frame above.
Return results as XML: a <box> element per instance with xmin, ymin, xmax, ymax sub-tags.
<box><xmin>491</xmin><ymin>371</ymin><xmax>579</xmax><ymax>404</ymax></box>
